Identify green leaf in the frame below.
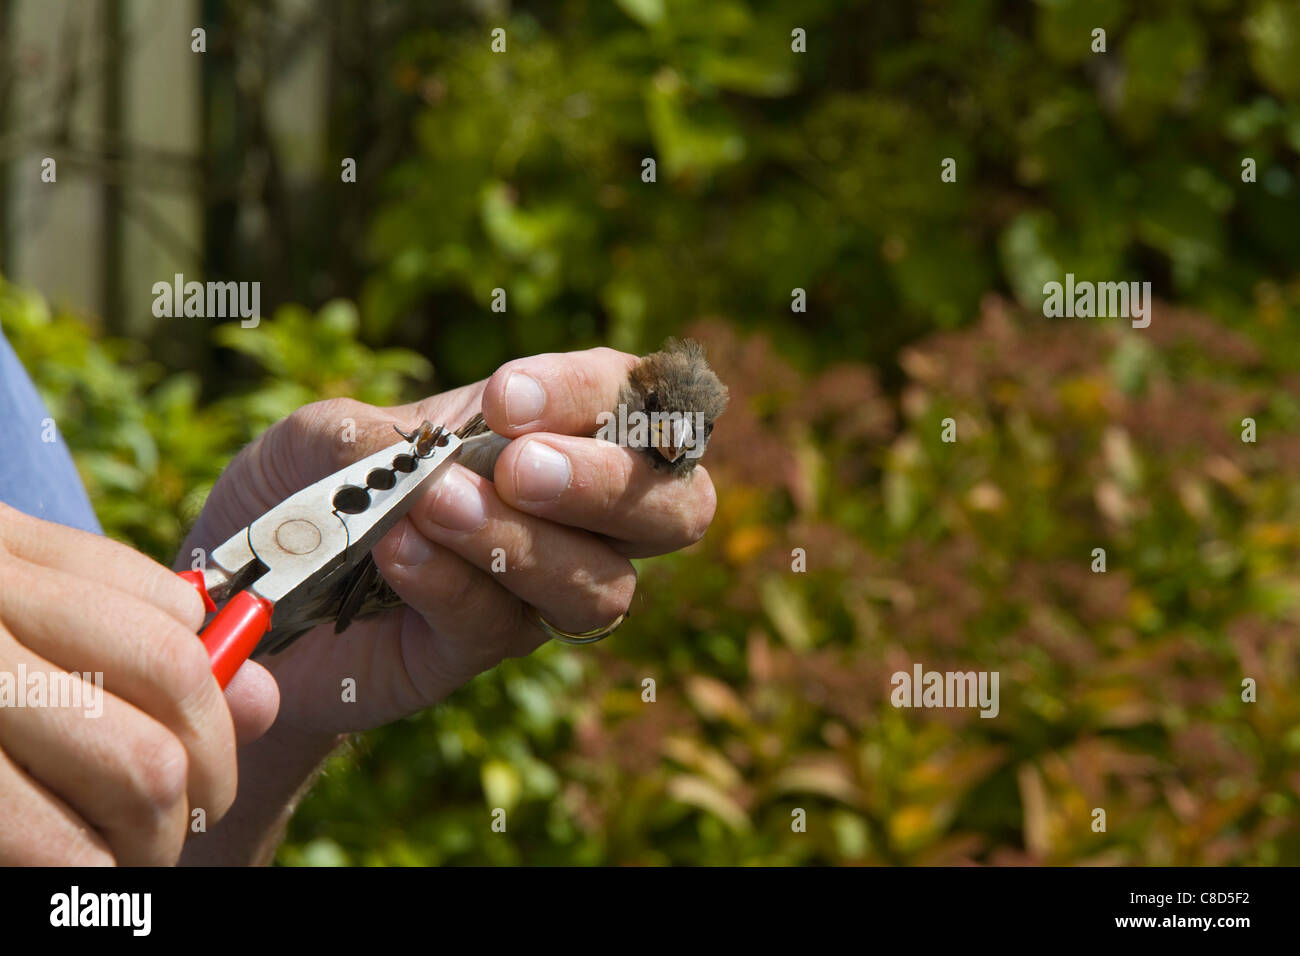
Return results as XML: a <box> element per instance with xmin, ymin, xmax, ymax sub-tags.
<box><xmin>616</xmin><ymin>0</ymin><xmax>665</xmax><ymax>29</ymax></box>
<box><xmin>1246</xmin><ymin>1</ymin><xmax>1300</xmax><ymax>98</ymax></box>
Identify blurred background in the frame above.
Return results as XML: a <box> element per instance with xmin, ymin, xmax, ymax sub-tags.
<box><xmin>2</xmin><ymin>0</ymin><xmax>1300</xmax><ymax>864</ymax></box>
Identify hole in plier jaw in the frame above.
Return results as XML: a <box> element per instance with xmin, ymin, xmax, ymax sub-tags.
<box><xmin>332</xmin><ymin>484</ymin><xmax>370</xmax><ymax>514</ymax></box>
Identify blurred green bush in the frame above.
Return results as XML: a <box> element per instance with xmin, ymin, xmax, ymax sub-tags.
<box><xmin>0</xmin><ymin>281</ymin><xmax>429</xmax><ymax>561</ymax></box>
<box><xmin>4</xmin><ymin>0</ymin><xmax>1300</xmax><ymax>866</ymax></box>
<box><xmin>283</xmin><ymin>303</ymin><xmax>1300</xmax><ymax>866</ymax></box>
<box><xmin>362</xmin><ymin>0</ymin><xmax>1300</xmax><ymax>378</ymax></box>
<box><xmin>6</xmin><ymin>278</ymin><xmax>1299</xmax><ymax>864</ymax></box>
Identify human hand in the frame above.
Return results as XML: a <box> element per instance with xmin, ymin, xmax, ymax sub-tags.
<box><xmin>182</xmin><ymin>347</ymin><xmax>719</xmax><ymax>734</ymax></box>
<box><xmin>0</xmin><ymin>503</ymin><xmax>278</xmax><ymax>865</ymax></box>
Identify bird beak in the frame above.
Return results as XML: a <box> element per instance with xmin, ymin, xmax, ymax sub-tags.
<box><xmin>652</xmin><ymin>416</ymin><xmax>694</xmax><ymax>463</ymax></box>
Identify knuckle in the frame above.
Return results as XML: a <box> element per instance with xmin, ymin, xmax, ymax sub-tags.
<box><xmin>302</xmin><ymin>396</ymin><xmax>362</xmax><ymax>426</ymax></box>
<box><xmin>296</xmin><ymin>397</ymin><xmax>359</xmax><ymax>455</ymax></box>
<box><xmin>431</xmin><ymin>559</ymin><xmax>485</xmax><ymax>611</ymax></box>
<box><xmin>594</xmin><ymin>447</ymin><xmax>634</xmax><ymax>514</ymax></box>
<box><xmin>127</xmin><ymin>729</ymin><xmax>189</xmax><ymax>820</ymax></box>
<box><xmin>152</xmin><ymin>573</ymin><xmax>206</xmax><ymax>632</ymax></box>
<box><xmin>292</xmin><ymin>395</ymin><xmax>364</xmax><ymax>436</ymax></box>
<box><xmin>563</xmin><ymin>359</ymin><xmax>604</xmax><ymax>409</ymax></box>
<box><xmin>151</xmin><ymin>623</ymin><xmax>216</xmax><ymax>704</ymax></box>
<box><xmin>173</xmin><ymin>588</ymin><xmax>206</xmax><ymax>633</ymax></box>
<box><xmin>284</xmin><ymin>398</ymin><xmax>328</xmax><ymax>436</ymax></box>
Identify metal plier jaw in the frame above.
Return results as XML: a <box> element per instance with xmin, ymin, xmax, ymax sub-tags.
<box><xmin>179</xmin><ymin>426</ymin><xmax>464</xmax><ymax>688</ymax></box>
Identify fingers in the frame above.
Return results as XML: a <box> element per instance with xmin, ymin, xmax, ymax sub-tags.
<box><xmin>493</xmin><ymin>434</ymin><xmax>718</xmax><ymax>558</ymax></box>
<box><xmin>371</xmin><ymin>525</ymin><xmax>542</xmax><ymax>696</ymax></box>
<box><xmin>204</xmin><ymin>391</ymin><xmax>489</xmax><ymax>542</ymax></box>
<box><xmin>0</xmin><ymin>634</ymin><xmax>192</xmax><ymax>866</ymax></box>
<box><xmin>480</xmin><ymin>347</ymin><xmax>639</xmax><ymax>438</ymax></box>
<box><xmin>222</xmin><ymin>660</ymin><xmax>280</xmax><ymax>744</ymax></box>
<box><xmin>0</xmin><ymin>747</ymin><xmax>114</xmax><ymax>865</ymax></box>
<box><xmin>475</xmin><ymin>348</ymin><xmax>718</xmax><ymax>556</ymax></box>
<box><xmin>0</xmin><ymin>502</ymin><xmax>205</xmax><ymax>631</ymax></box>
<box><xmin>375</xmin><ymin>464</ymin><xmax>637</xmax><ymax>634</ymax></box>
<box><xmin>0</xmin><ymin>558</ymin><xmax>238</xmax><ymax>819</ymax></box>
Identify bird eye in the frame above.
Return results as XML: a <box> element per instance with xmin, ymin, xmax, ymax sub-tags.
<box><xmin>645</xmin><ymin>391</ymin><xmax>660</xmax><ymax>412</ymax></box>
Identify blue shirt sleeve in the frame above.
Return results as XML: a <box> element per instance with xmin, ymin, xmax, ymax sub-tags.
<box><xmin>0</xmin><ymin>324</ymin><xmax>103</xmax><ymax>535</ymax></box>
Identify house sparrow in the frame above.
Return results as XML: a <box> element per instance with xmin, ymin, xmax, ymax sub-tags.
<box><xmin>618</xmin><ymin>337</ymin><xmax>729</xmax><ymax>477</ymax></box>
<box><xmin>447</xmin><ymin>336</ymin><xmax>729</xmax><ymax>478</ymax></box>
<box><xmin>255</xmin><ymin>339</ymin><xmax>727</xmax><ymax>651</ymax></box>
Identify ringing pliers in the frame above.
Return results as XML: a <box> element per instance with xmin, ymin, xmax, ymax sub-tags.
<box><xmin>178</xmin><ymin>422</ymin><xmax>464</xmax><ymax>688</ymax></box>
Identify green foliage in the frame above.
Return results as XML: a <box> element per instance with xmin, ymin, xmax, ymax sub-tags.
<box><xmin>0</xmin><ymin>281</ymin><xmax>429</xmax><ymax>562</ymax></box>
<box><xmin>5</xmin><ymin>0</ymin><xmax>1300</xmax><ymax>866</ymax></box>
<box><xmin>281</xmin><ymin>302</ymin><xmax>1300</xmax><ymax>866</ymax></box>
<box><xmin>7</xmin><ymin>286</ymin><xmax>1300</xmax><ymax>865</ymax></box>
<box><xmin>363</xmin><ymin>0</ymin><xmax>1300</xmax><ymax>377</ymax></box>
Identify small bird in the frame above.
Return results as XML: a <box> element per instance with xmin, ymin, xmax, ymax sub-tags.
<box><xmin>316</xmin><ymin>339</ymin><xmax>728</xmax><ymax>640</ymax></box>
<box><xmin>618</xmin><ymin>337</ymin><xmax>730</xmax><ymax>477</ymax></box>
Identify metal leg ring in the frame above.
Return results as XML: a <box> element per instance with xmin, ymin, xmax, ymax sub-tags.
<box><xmin>526</xmin><ymin>605</ymin><xmax>625</xmax><ymax>645</ymax></box>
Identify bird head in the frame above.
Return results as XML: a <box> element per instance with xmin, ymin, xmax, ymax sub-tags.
<box><xmin>619</xmin><ymin>338</ymin><xmax>729</xmax><ymax>477</ymax></box>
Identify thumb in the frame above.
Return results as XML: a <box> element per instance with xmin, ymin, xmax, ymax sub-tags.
<box><xmin>271</xmin><ymin>398</ymin><xmax>410</xmax><ymax>491</ymax></box>
<box><xmin>179</xmin><ymin>399</ymin><xmax>403</xmax><ymax>579</ymax></box>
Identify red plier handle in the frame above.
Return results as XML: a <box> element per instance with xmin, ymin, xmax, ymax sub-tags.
<box><xmin>178</xmin><ymin>570</ymin><xmax>273</xmax><ymax>689</ymax></box>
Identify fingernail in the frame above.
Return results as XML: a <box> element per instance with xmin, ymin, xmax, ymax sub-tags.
<box><xmin>514</xmin><ymin>440</ymin><xmax>571</xmax><ymax>502</ymax></box>
<box><xmin>429</xmin><ymin>468</ymin><xmax>487</xmax><ymax>532</ymax></box>
<box><xmin>393</xmin><ymin>523</ymin><xmax>437</xmax><ymax>567</ymax></box>
<box><xmin>505</xmin><ymin>372</ymin><xmax>546</xmax><ymax>427</ymax></box>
